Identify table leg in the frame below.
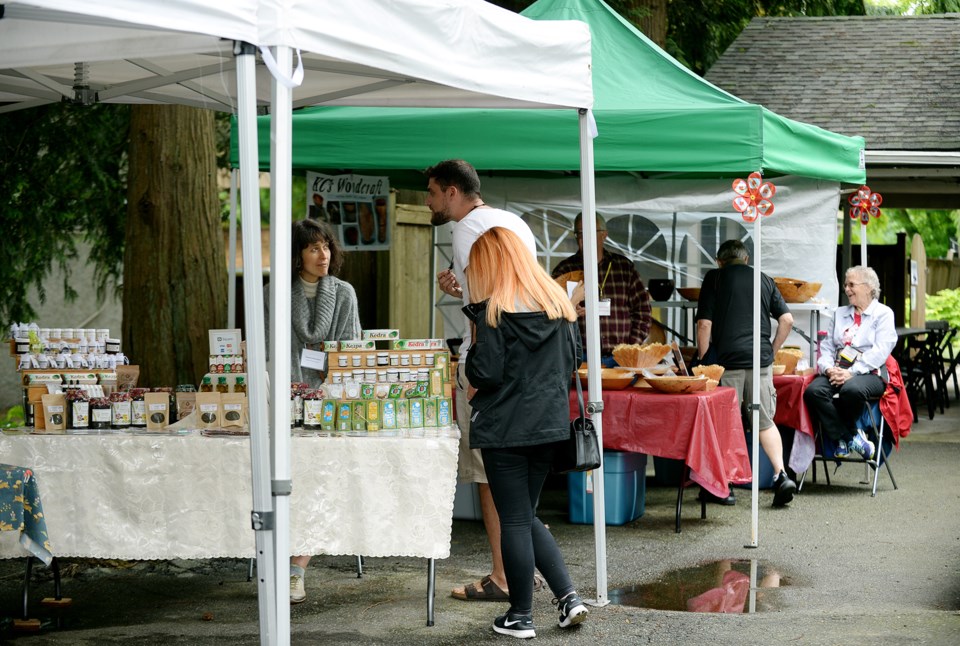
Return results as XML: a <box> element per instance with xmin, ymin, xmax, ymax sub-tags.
<box><xmin>426</xmin><ymin>558</ymin><xmax>436</xmax><ymax>627</ymax></box>
<box><xmin>21</xmin><ymin>555</ymin><xmax>33</xmax><ymax>620</ymax></box>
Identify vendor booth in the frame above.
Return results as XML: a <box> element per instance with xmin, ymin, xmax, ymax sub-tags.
<box><xmin>228</xmin><ymin>0</ymin><xmax>865</xmax><ymax>561</ymax></box>
<box><xmin>1</xmin><ymin>1</ymin><xmax>597</xmax><ymax>643</ymax></box>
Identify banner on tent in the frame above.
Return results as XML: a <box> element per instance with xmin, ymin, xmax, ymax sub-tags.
<box><xmin>306</xmin><ymin>172</ymin><xmax>391</xmax><ymax>251</ymax></box>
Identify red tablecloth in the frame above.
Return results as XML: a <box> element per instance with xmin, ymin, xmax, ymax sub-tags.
<box><xmin>772</xmin><ymin>374</ymin><xmax>817</xmax><ymax>473</ymax></box>
<box><xmin>570</xmin><ymin>386</ymin><xmax>751</xmax><ymax>498</ymax></box>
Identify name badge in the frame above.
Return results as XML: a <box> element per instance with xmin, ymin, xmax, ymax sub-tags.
<box><xmin>301</xmin><ymin>348</ymin><xmax>328</xmax><ymax>372</ymax></box>
<box><xmin>598</xmin><ymin>299</ymin><xmax>611</xmax><ymax>317</ymax></box>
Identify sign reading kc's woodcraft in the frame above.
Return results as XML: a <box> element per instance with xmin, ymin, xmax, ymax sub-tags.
<box><xmin>306</xmin><ymin>171</ymin><xmax>390</xmax><ymax>251</ymax></box>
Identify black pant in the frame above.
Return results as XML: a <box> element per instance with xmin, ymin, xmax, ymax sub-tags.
<box><xmin>803</xmin><ymin>373</ymin><xmax>885</xmax><ymax>441</ymax></box>
<box><xmin>482</xmin><ymin>444</ymin><xmax>575</xmax><ymax>616</ymax></box>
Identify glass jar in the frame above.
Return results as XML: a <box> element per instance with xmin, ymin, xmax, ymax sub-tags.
<box><xmin>66</xmin><ymin>390</ymin><xmax>90</xmax><ymax>430</ymax></box>
<box><xmin>234</xmin><ymin>376</ymin><xmax>246</xmax><ymax>393</ymax></box>
<box><xmin>110</xmin><ymin>391</ymin><xmax>131</xmax><ymax>429</ymax></box>
<box><xmin>130</xmin><ymin>388</ymin><xmax>147</xmax><ymax>428</ymax></box>
<box><xmin>216</xmin><ymin>376</ymin><xmax>229</xmax><ymax>393</ymax></box>
<box><xmin>90</xmin><ymin>397</ymin><xmax>112</xmax><ymax>429</ymax></box>
<box><xmin>290</xmin><ymin>383</ymin><xmax>303</xmax><ymax>429</ymax></box>
<box><xmin>301</xmin><ymin>390</ymin><xmax>323</xmax><ymax>430</ymax></box>
<box><xmin>199</xmin><ymin>376</ymin><xmax>214</xmax><ymax>392</ymax></box>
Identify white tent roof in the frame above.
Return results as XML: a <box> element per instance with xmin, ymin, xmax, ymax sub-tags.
<box><xmin>0</xmin><ymin>0</ymin><xmax>594</xmax><ymax>113</ymax></box>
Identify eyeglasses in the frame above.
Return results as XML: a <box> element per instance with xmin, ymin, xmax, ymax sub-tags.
<box><xmin>843</xmin><ymin>281</ymin><xmax>865</xmax><ymax>288</ymax></box>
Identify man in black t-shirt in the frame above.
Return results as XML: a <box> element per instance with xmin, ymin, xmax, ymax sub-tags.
<box><xmin>695</xmin><ymin>240</ymin><xmax>797</xmax><ymax>507</ymax></box>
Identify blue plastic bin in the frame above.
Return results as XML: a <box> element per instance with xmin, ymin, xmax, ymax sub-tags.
<box><xmin>568</xmin><ymin>451</ymin><xmax>646</xmax><ymax>525</ymax></box>
<box><xmin>733</xmin><ymin>427</ymin><xmax>775</xmax><ymax>489</ymax></box>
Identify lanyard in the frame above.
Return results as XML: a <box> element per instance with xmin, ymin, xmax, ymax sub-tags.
<box><xmin>599</xmin><ymin>260</ymin><xmax>612</xmax><ymax>298</ymax></box>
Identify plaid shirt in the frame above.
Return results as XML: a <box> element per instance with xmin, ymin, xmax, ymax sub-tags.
<box><xmin>552</xmin><ymin>251</ymin><xmax>652</xmax><ymax>356</ymax></box>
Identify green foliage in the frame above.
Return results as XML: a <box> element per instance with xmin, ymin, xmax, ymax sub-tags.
<box><xmin>927</xmin><ymin>288</ymin><xmax>960</xmax><ymax>348</ymax></box>
<box><xmin>0</xmin><ymin>103</ymin><xmax>129</xmax><ymax>326</ymax></box>
<box><xmin>1</xmin><ymin>405</ymin><xmax>25</xmax><ymax>429</ymax></box>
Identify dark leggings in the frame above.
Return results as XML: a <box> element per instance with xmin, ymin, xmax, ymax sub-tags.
<box><xmin>803</xmin><ymin>373</ymin><xmax>885</xmax><ymax>441</ymax></box>
<box><xmin>482</xmin><ymin>444</ymin><xmax>575</xmax><ymax>616</ymax></box>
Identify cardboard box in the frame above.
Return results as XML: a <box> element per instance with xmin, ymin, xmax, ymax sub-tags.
<box><xmin>361</xmin><ymin>329</ymin><xmax>400</xmax><ymax>341</ymax></box>
<box><xmin>389</xmin><ymin>339</ymin><xmax>445</xmax><ymax>350</ymax></box>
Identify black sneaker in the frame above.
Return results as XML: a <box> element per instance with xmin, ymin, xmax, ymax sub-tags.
<box><xmin>492</xmin><ymin>612</ymin><xmax>536</xmax><ymax>639</ymax></box>
<box><xmin>557</xmin><ymin>592</ymin><xmax>589</xmax><ymax>628</ymax></box>
<box><xmin>772</xmin><ymin>470</ymin><xmax>797</xmax><ymax>508</ymax></box>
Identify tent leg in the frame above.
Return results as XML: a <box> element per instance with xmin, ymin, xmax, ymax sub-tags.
<box><xmin>426</xmin><ymin>558</ymin><xmax>436</xmax><ymax>627</ymax></box>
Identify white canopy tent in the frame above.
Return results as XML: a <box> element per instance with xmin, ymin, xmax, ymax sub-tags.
<box><xmin>0</xmin><ymin>1</ymin><xmax>599</xmax><ymax>643</ymax></box>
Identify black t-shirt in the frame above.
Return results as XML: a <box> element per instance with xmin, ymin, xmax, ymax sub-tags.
<box><xmin>695</xmin><ymin>263</ymin><xmax>790</xmax><ymax>369</ymax></box>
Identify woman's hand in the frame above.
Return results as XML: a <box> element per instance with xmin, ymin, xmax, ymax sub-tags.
<box><xmin>826</xmin><ymin>366</ymin><xmax>853</xmax><ymax>386</ymax></box>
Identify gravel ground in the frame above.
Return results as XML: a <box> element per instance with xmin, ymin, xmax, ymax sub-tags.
<box><xmin>2</xmin><ymin>408</ymin><xmax>959</xmax><ymax>645</ymax></box>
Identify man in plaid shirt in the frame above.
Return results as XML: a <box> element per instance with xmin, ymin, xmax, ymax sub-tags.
<box><xmin>551</xmin><ymin>214</ymin><xmax>652</xmax><ymax>366</ymax></box>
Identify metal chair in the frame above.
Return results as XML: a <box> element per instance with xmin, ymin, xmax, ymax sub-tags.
<box><xmin>798</xmin><ymin>398</ymin><xmax>898</xmax><ymax>497</ymax></box>
<box><xmin>926</xmin><ymin>320</ymin><xmax>959</xmax><ymax>405</ymax></box>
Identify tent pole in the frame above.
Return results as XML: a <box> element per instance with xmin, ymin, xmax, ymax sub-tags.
<box><xmin>748</xmin><ymin>213</ymin><xmax>762</xmax><ymax>548</ymax></box>
<box><xmin>579</xmin><ymin>109</ymin><xmax>609</xmax><ymax>607</ymax></box>
<box><xmin>860</xmin><ymin>222</ymin><xmax>868</xmax><ymax>267</ymax></box>
<box><xmin>228</xmin><ymin>167</ymin><xmax>239</xmax><ymax>329</ymax></box>
<box><xmin>269</xmin><ymin>45</ymin><xmax>295</xmax><ymax>646</ymax></box>
<box><xmin>234</xmin><ymin>41</ymin><xmax>278</xmax><ymax>646</ymax></box>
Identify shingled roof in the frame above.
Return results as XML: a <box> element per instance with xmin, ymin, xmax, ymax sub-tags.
<box><xmin>705</xmin><ymin>14</ymin><xmax>960</xmax><ymax>152</ymax></box>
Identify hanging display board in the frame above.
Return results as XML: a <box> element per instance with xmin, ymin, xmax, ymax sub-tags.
<box><xmin>306</xmin><ymin>172</ymin><xmax>391</xmax><ymax>251</ymax></box>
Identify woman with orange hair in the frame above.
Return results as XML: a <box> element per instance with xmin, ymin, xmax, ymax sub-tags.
<box><xmin>463</xmin><ymin>226</ymin><xmax>588</xmax><ymax>639</ymax></box>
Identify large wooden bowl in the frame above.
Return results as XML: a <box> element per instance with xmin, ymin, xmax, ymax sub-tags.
<box><xmin>692</xmin><ymin>364</ymin><xmax>725</xmax><ymax>381</ymax></box>
<box><xmin>644</xmin><ymin>375</ymin><xmax>708</xmax><ymax>394</ymax></box>
<box><xmin>677</xmin><ymin>287</ymin><xmax>701</xmax><ymax>301</ymax></box>
<box><xmin>577</xmin><ymin>367</ymin><xmax>636</xmax><ymax>390</ymax></box>
<box><xmin>774</xmin><ymin>348</ymin><xmax>803</xmax><ymax>375</ymax></box>
<box><xmin>555</xmin><ymin>270</ymin><xmax>584</xmax><ymax>287</ymax></box>
<box><xmin>773</xmin><ymin>277</ymin><xmax>822</xmax><ymax>303</ymax></box>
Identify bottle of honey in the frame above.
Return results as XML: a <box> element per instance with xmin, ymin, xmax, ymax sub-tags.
<box><xmin>199</xmin><ymin>376</ymin><xmax>214</xmax><ymax>392</ymax></box>
<box><xmin>216</xmin><ymin>376</ymin><xmax>229</xmax><ymax>393</ymax></box>
<box><xmin>234</xmin><ymin>376</ymin><xmax>246</xmax><ymax>393</ymax></box>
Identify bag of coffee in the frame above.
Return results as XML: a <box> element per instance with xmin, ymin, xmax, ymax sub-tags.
<box><xmin>41</xmin><ymin>393</ymin><xmax>67</xmax><ymax>431</ymax></box>
<box><xmin>195</xmin><ymin>392</ymin><xmax>221</xmax><ymax>430</ymax></box>
<box><xmin>145</xmin><ymin>392</ymin><xmax>170</xmax><ymax>430</ymax></box>
<box><xmin>221</xmin><ymin>392</ymin><xmax>247</xmax><ymax>429</ymax></box>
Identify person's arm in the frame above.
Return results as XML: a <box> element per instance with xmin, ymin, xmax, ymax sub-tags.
<box><xmin>464</xmin><ymin>316</ymin><xmax>505</xmax><ymax>390</ymax></box>
<box><xmin>771</xmin><ymin>311</ymin><xmax>794</xmax><ymax>355</ymax></box>
<box><xmin>697</xmin><ymin>319</ymin><xmax>712</xmax><ymax>361</ymax></box>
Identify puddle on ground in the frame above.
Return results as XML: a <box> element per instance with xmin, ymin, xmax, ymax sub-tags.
<box><xmin>609</xmin><ymin>559</ymin><xmax>788</xmax><ymax>614</ymax></box>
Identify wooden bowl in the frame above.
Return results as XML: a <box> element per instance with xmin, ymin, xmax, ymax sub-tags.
<box><xmin>705</xmin><ymin>379</ymin><xmax>720</xmax><ymax>391</ymax></box>
<box><xmin>771</xmin><ymin>364</ymin><xmax>786</xmax><ymax>376</ymax></box>
<box><xmin>555</xmin><ymin>270</ymin><xmax>584</xmax><ymax>287</ymax></box>
<box><xmin>773</xmin><ymin>277</ymin><xmax>822</xmax><ymax>303</ymax></box>
<box><xmin>644</xmin><ymin>375</ymin><xmax>708</xmax><ymax>394</ymax></box>
<box><xmin>677</xmin><ymin>287</ymin><xmax>701</xmax><ymax>301</ymax></box>
<box><xmin>774</xmin><ymin>349</ymin><xmax>803</xmax><ymax>375</ymax></box>
<box><xmin>692</xmin><ymin>364</ymin><xmax>725</xmax><ymax>381</ymax></box>
<box><xmin>577</xmin><ymin>367</ymin><xmax>636</xmax><ymax>390</ymax></box>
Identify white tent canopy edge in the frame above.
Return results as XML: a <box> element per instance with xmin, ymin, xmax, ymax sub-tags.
<box><xmin>2</xmin><ymin>1</ymin><xmax>598</xmax><ymax>643</ymax></box>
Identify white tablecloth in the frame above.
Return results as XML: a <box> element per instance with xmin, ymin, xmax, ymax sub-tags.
<box><xmin>0</xmin><ymin>431</ymin><xmax>458</xmax><ymax>561</ymax></box>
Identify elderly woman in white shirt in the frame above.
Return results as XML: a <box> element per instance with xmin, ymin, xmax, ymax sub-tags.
<box><xmin>803</xmin><ymin>265</ymin><xmax>898</xmax><ymax>460</ymax></box>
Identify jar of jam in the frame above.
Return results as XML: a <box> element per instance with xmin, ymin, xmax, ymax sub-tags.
<box><xmin>130</xmin><ymin>388</ymin><xmax>147</xmax><ymax>428</ymax></box>
<box><xmin>66</xmin><ymin>389</ymin><xmax>90</xmax><ymax>430</ymax></box>
<box><xmin>90</xmin><ymin>397</ymin><xmax>112</xmax><ymax>430</ymax></box>
<box><xmin>301</xmin><ymin>390</ymin><xmax>323</xmax><ymax>430</ymax></box>
<box><xmin>110</xmin><ymin>391</ymin><xmax>131</xmax><ymax>429</ymax></box>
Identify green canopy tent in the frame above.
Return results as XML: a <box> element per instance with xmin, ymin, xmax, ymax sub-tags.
<box><xmin>229</xmin><ymin>0</ymin><xmax>864</xmax><ymax>182</ymax></box>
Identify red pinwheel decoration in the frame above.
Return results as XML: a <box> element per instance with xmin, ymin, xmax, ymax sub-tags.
<box><xmin>848</xmin><ymin>185</ymin><xmax>882</xmax><ymax>225</ymax></box>
<box><xmin>732</xmin><ymin>172</ymin><xmax>776</xmax><ymax>222</ymax></box>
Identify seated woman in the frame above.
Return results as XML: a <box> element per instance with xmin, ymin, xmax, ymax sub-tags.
<box><xmin>803</xmin><ymin>265</ymin><xmax>897</xmax><ymax>460</ymax></box>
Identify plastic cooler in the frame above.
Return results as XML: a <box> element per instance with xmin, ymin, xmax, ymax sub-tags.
<box><xmin>733</xmin><ymin>427</ymin><xmax>775</xmax><ymax>489</ymax></box>
<box><xmin>568</xmin><ymin>450</ymin><xmax>646</xmax><ymax>525</ymax></box>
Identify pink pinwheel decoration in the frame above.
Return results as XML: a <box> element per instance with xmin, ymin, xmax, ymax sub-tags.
<box><xmin>848</xmin><ymin>185</ymin><xmax>882</xmax><ymax>225</ymax></box>
<box><xmin>731</xmin><ymin>172</ymin><xmax>776</xmax><ymax>222</ymax></box>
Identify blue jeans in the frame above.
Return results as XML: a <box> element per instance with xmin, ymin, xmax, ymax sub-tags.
<box><xmin>481</xmin><ymin>444</ymin><xmax>576</xmax><ymax>615</ymax></box>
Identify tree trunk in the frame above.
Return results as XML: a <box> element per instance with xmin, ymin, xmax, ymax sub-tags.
<box><xmin>632</xmin><ymin>0</ymin><xmax>668</xmax><ymax>47</ymax></box>
<box><xmin>124</xmin><ymin>105</ymin><xmax>226</xmax><ymax>388</ymax></box>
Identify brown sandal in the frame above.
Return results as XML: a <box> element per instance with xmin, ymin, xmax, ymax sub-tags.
<box><xmin>450</xmin><ymin>575</ymin><xmax>509</xmax><ymax>601</ymax></box>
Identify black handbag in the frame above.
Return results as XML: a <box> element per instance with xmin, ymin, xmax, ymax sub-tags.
<box><xmin>553</xmin><ymin>325</ymin><xmax>602</xmax><ymax>474</ymax></box>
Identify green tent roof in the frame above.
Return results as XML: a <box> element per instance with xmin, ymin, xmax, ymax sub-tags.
<box><xmin>230</xmin><ymin>0</ymin><xmax>865</xmax><ymax>183</ymax></box>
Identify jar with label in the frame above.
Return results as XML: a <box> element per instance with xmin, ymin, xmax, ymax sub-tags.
<box><xmin>389</xmin><ymin>354</ymin><xmax>399</xmax><ymax>367</ymax></box>
<box><xmin>90</xmin><ymin>397</ymin><xmax>112</xmax><ymax>429</ymax></box>
<box><xmin>301</xmin><ymin>390</ymin><xmax>323</xmax><ymax>430</ymax></box>
<box><xmin>367</xmin><ymin>353</ymin><xmax>378</xmax><ymax>367</ymax></box>
<box><xmin>66</xmin><ymin>389</ymin><xmax>90</xmax><ymax>430</ymax></box>
<box><xmin>130</xmin><ymin>388</ymin><xmax>148</xmax><ymax>428</ymax></box>
<box><xmin>364</xmin><ymin>369</ymin><xmax>377</xmax><ymax>383</ymax></box>
<box><xmin>377</xmin><ymin>352</ymin><xmax>389</xmax><ymax>366</ymax></box>
<box><xmin>110</xmin><ymin>391</ymin><xmax>131</xmax><ymax>429</ymax></box>
<box><xmin>351</xmin><ymin>355</ymin><xmax>362</xmax><ymax>367</ymax></box>
<box><xmin>199</xmin><ymin>376</ymin><xmax>214</xmax><ymax>392</ymax></box>
<box><xmin>411</xmin><ymin>353</ymin><xmax>422</xmax><ymax>366</ymax></box>
<box><xmin>425</xmin><ymin>354</ymin><xmax>436</xmax><ymax>366</ymax></box>
<box><xmin>337</xmin><ymin>354</ymin><xmax>348</xmax><ymax>368</ymax></box>
<box><xmin>400</xmin><ymin>354</ymin><xmax>410</xmax><ymax>367</ymax></box>
<box><xmin>234</xmin><ymin>376</ymin><xmax>246</xmax><ymax>393</ymax></box>
<box><xmin>290</xmin><ymin>383</ymin><xmax>304</xmax><ymax>429</ymax></box>
<box><xmin>216</xmin><ymin>376</ymin><xmax>229</xmax><ymax>393</ymax></box>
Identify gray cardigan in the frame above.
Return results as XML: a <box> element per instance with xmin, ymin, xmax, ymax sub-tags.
<box><xmin>264</xmin><ymin>276</ymin><xmax>361</xmax><ymax>388</ymax></box>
